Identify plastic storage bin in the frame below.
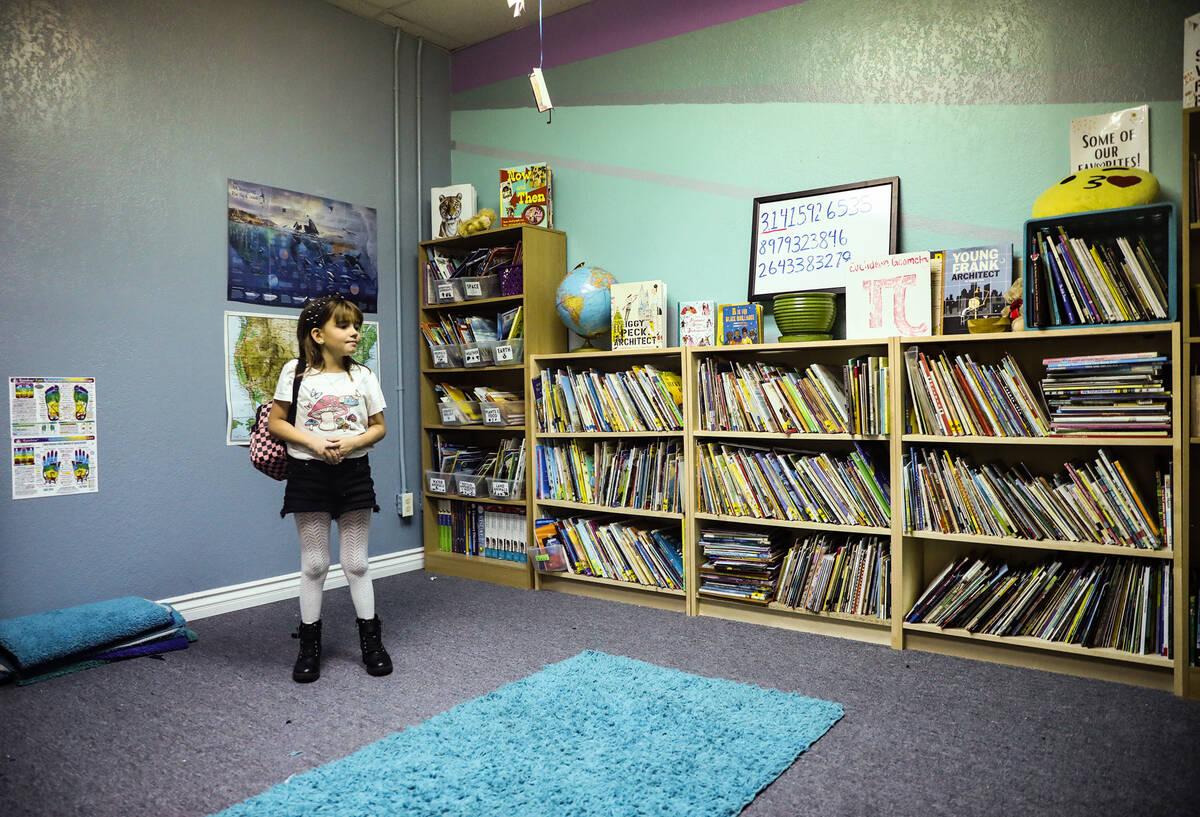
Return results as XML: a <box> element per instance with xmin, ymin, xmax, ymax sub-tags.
<box><xmin>425</xmin><ymin>470</ymin><xmax>454</xmax><ymax>495</ymax></box>
<box><xmin>491</xmin><ymin>338</ymin><xmax>524</xmax><ymax>366</ymax></box>
<box><xmin>453</xmin><ymin>473</ymin><xmax>488</xmax><ymax>498</ymax></box>
<box><xmin>437</xmin><ymin>400</ymin><xmax>481</xmax><ymax>426</ymax></box>
<box><xmin>527</xmin><ymin>541</ymin><xmax>569</xmax><ymax>572</ymax></box>
<box><xmin>461</xmin><ymin>340</ymin><xmax>497</xmax><ymax>368</ymax></box>
<box><xmin>428</xmin><ymin>343</ymin><xmax>462</xmax><ymax>369</ymax></box>
<box><xmin>487</xmin><ymin>477</ymin><xmax>525</xmax><ymax>500</ymax></box>
<box><xmin>460</xmin><ymin>276</ymin><xmax>500</xmax><ymax>300</ymax></box>
<box><xmin>481</xmin><ymin>400</ymin><xmax>525</xmax><ymax>427</ymax></box>
<box><xmin>431</xmin><ymin>279</ymin><xmax>464</xmax><ymax>304</ymax></box>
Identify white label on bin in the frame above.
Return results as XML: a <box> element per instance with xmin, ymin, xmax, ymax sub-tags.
<box><xmin>432</xmin><ymin>348</ymin><xmax>449</xmax><ymax>366</ymax></box>
<box><xmin>439</xmin><ymin>405</ymin><xmax>455</xmax><ymax>423</ymax></box>
<box><xmin>465</xmin><ymin>280</ymin><xmax>482</xmax><ymax>297</ymax></box>
<box><xmin>495</xmin><ymin>344</ymin><xmax>514</xmax><ymax>363</ymax></box>
<box><xmin>463</xmin><ymin>347</ymin><xmax>481</xmax><ymax>365</ymax></box>
<box><xmin>436</xmin><ymin>282</ymin><xmax>453</xmax><ymax>301</ymax></box>
<box><xmin>492</xmin><ymin>481</ymin><xmax>510</xmax><ymax>498</ymax></box>
<box><xmin>459</xmin><ymin>480</ymin><xmax>476</xmax><ymax>497</ymax></box>
<box><xmin>483</xmin><ymin>406</ymin><xmax>502</xmax><ymax>425</ymax></box>
<box><xmin>430</xmin><ymin>477</ymin><xmax>447</xmax><ymax>493</ymax></box>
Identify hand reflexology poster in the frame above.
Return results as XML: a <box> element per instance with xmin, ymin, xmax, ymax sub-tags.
<box><xmin>9</xmin><ymin>377</ymin><xmax>99</xmax><ymax>500</ymax></box>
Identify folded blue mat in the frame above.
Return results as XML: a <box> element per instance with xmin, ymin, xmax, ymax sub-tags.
<box><xmin>0</xmin><ymin>596</ymin><xmax>177</xmax><ymax>673</ymax></box>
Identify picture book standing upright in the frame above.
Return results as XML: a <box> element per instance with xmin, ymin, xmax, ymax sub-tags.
<box><xmin>717</xmin><ymin>302</ymin><xmax>763</xmax><ymax>345</ymax></box>
<box><xmin>430</xmin><ymin>184</ymin><xmax>477</xmax><ymax>239</ymax></box>
<box><xmin>610</xmin><ymin>281</ymin><xmax>668</xmax><ymax>350</ymax></box>
<box><xmin>679</xmin><ymin>300</ymin><xmax>716</xmax><ymax>346</ymax></box>
<box><xmin>940</xmin><ymin>244</ymin><xmax>1014</xmax><ymax>334</ymax></box>
<box><xmin>499</xmin><ymin>164</ymin><xmax>553</xmax><ymax>228</ymax></box>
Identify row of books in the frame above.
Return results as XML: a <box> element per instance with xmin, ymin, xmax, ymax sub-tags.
<box><xmin>432</xmin><ymin>434</ymin><xmax>526</xmax><ymax>481</ymax></box>
<box><xmin>697</xmin><ymin>528</ymin><xmax>786</xmax><ymax>603</ymax></box>
<box><xmin>533</xmin><ymin>516</ymin><xmax>684</xmax><ymax>589</ymax></box>
<box><xmin>1028</xmin><ymin>226</ymin><xmax>1168</xmax><ymax>326</ymax></box>
<box><xmin>1040</xmin><ymin>352</ymin><xmax>1170</xmax><ymax>436</ymax></box>
<box><xmin>696</xmin><ymin>443</ymin><xmax>891</xmax><ymax>527</ymax></box>
<box><xmin>534</xmin><ymin>440</ymin><xmax>683</xmax><ymax>513</ymax></box>
<box><xmin>904</xmin><ymin>348</ymin><xmax>1049</xmax><ymax>436</ymax></box>
<box><xmin>697</xmin><ymin>356</ymin><xmax>888</xmax><ymax>435</ymax></box>
<box><xmin>903</xmin><ymin>447</ymin><xmax>1168</xmax><ymax>549</ymax></box>
<box><xmin>533</xmin><ymin>365</ymin><xmax>684</xmax><ymax>433</ymax></box>
<box><xmin>421</xmin><ymin>306</ymin><xmax>523</xmax><ymax>348</ymax></box>
<box><xmin>907</xmin><ymin>554</ymin><xmax>1171</xmax><ymax>656</ymax></box>
<box><xmin>435</xmin><ymin>500</ymin><xmax>527</xmax><ymax>561</ymax></box>
<box><xmin>775</xmin><ymin>535</ymin><xmax>891</xmax><ymax>618</ymax></box>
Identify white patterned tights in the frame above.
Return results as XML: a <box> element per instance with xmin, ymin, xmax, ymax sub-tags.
<box><xmin>295</xmin><ymin>508</ymin><xmax>374</xmax><ymax>624</ymax></box>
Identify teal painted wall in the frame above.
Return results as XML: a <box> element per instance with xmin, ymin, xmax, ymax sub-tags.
<box><xmin>451</xmin><ymin>0</ymin><xmax>1189</xmax><ymax>341</ymax></box>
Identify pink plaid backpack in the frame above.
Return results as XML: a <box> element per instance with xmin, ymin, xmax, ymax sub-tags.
<box><xmin>249</xmin><ymin>364</ymin><xmax>304</xmax><ymax>480</ymax></box>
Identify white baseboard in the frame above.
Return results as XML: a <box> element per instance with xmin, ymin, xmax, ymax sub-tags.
<box><xmin>160</xmin><ymin>548</ymin><xmax>424</xmax><ymax>621</ymax></box>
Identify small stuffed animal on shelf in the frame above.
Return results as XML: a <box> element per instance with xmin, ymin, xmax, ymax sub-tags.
<box><xmin>1004</xmin><ymin>277</ymin><xmax>1024</xmax><ymax>331</ymax></box>
<box><xmin>457</xmin><ymin>207</ymin><xmax>496</xmax><ymax>236</ymax></box>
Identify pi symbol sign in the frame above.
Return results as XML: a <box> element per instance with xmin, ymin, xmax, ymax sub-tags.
<box><xmin>861</xmin><ymin>274</ymin><xmax>928</xmax><ymax>335</ymax></box>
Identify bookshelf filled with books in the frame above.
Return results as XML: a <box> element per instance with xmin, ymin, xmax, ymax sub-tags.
<box><xmin>687</xmin><ymin>339</ymin><xmax>897</xmax><ymax>645</ymax></box>
<box><xmin>527</xmin><ymin>348</ymin><xmax>690</xmax><ymax>612</ymax></box>
<box><xmin>1182</xmin><ymin>107</ymin><xmax>1200</xmax><ymax>690</ymax></box>
<box><xmin>418</xmin><ymin>225</ymin><xmax>566</xmax><ymax>589</ymax></box>
<box><xmin>896</xmin><ymin>324</ymin><xmax>1185</xmax><ymax>694</ymax></box>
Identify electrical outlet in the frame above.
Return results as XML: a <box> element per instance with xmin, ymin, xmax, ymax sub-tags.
<box><xmin>401</xmin><ymin>492</ymin><xmax>414</xmax><ymax>517</ymax></box>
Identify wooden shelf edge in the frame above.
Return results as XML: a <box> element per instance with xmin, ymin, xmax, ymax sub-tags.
<box><xmin>903</xmin><ymin>622</ymin><xmax>1173</xmax><ymax>668</ymax></box>
<box><xmin>538</xmin><ymin>570</ymin><xmax>685</xmax><ymax>597</ymax></box>
<box><xmin>900</xmin><ymin>324</ymin><xmax>1173</xmax><ymax>343</ymax></box>
<box><xmin>903</xmin><ymin>434</ymin><xmax>1173</xmax><ymax>447</ymax></box>
<box><xmin>533</xmin><ymin>430</ymin><xmax>685</xmax><ymax>439</ymax></box>
<box><xmin>694</xmin><ymin>512</ymin><xmax>889</xmax><ymax>535</ymax></box>
<box><xmin>420</xmin><ymin>293</ymin><xmax>524</xmax><ymax>311</ymax></box>
<box><xmin>903</xmin><ymin>530</ymin><xmax>1174</xmax><ymax>560</ymax></box>
<box><xmin>694</xmin><ymin>430</ymin><xmax>888</xmax><ymax>441</ymax></box>
<box><xmin>423</xmin><ymin>490</ymin><xmax>526</xmax><ymax>507</ymax></box>
<box><xmin>534</xmin><ymin>498</ymin><xmax>684</xmax><ymax>520</ymax></box>
<box><xmin>421</xmin><ymin>364</ymin><xmax>526</xmax><ymax>374</ymax></box>
<box><xmin>531</xmin><ymin>347</ymin><xmax>686</xmax><ymax>365</ymax></box>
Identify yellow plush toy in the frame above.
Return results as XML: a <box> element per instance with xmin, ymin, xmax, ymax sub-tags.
<box><xmin>1032</xmin><ymin>166</ymin><xmax>1158</xmax><ymax>218</ymax></box>
<box><xmin>456</xmin><ymin>207</ymin><xmax>496</xmax><ymax>236</ymax></box>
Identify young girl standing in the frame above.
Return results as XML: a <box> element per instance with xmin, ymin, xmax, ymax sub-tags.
<box><xmin>267</xmin><ymin>294</ymin><xmax>392</xmax><ymax>683</ymax></box>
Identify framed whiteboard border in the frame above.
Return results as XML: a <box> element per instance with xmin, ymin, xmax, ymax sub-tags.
<box><xmin>747</xmin><ymin>177</ymin><xmax>900</xmax><ymax>303</ymax></box>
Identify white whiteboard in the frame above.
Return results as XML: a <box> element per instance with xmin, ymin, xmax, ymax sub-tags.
<box><xmin>748</xmin><ymin>178</ymin><xmax>899</xmax><ymax>300</ymax></box>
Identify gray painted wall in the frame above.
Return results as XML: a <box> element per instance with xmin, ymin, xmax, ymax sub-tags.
<box><xmin>0</xmin><ymin>0</ymin><xmax>451</xmax><ymax>617</ymax></box>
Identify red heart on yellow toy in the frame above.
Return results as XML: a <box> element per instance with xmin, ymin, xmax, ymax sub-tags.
<box><xmin>1106</xmin><ymin>175</ymin><xmax>1142</xmax><ymax>188</ymax></box>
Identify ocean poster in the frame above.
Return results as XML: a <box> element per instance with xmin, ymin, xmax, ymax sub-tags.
<box><xmin>227</xmin><ymin>179</ymin><xmax>378</xmax><ymax>312</ymax></box>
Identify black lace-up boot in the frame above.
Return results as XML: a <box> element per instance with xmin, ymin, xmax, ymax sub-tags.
<box><xmin>356</xmin><ymin>615</ymin><xmax>393</xmax><ymax>677</ymax></box>
<box><xmin>292</xmin><ymin>620</ymin><xmax>322</xmax><ymax>683</ymax></box>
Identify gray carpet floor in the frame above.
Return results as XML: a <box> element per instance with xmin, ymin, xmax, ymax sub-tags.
<box><xmin>2</xmin><ymin>568</ymin><xmax>1199</xmax><ymax>817</ymax></box>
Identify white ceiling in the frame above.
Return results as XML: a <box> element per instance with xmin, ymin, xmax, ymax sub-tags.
<box><xmin>323</xmin><ymin>0</ymin><xmax>595</xmax><ymax>51</ymax></box>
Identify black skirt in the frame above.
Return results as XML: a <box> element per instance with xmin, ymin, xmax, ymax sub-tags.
<box><xmin>280</xmin><ymin>455</ymin><xmax>379</xmax><ymax>519</ymax></box>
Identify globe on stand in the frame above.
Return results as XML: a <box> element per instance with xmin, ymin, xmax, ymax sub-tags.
<box><xmin>555</xmin><ymin>265</ymin><xmax>616</xmax><ymax>352</ymax></box>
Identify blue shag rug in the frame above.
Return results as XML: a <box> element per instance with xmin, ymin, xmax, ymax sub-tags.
<box><xmin>0</xmin><ymin>596</ymin><xmax>177</xmax><ymax>673</ymax></box>
<box><xmin>211</xmin><ymin>650</ymin><xmax>844</xmax><ymax>817</ymax></box>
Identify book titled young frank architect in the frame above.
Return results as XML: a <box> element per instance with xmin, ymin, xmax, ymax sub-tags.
<box><xmin>940</xmin><ymin>243</ymin><xmax>1014</xmax><ymax>334</ymax></box>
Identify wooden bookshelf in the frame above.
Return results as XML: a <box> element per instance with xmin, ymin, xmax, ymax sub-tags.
<box><xmin>527</xmin><ymin>347</ymin><xmax>689</xmax><ymax>613</ymax></box>
<box><xmin>418</xmin><ymin>225</ymin><xmax>566</xmax><ymax>589</ymax></box>
<box><xmin>895</xmin><ymin>324</ymin><xmax>1182</xmax><ymax>694</ymax></box>
<box><xmin>1182</xmin><ymin>107</ymin><xmax>1199</xmax><ymax>696</ymax></box>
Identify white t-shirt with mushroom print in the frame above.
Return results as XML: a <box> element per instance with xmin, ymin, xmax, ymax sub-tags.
<box><xmin>273</xmin><ymin>359</ymin><xmax>387</xmax><ymax>461</ymax></box>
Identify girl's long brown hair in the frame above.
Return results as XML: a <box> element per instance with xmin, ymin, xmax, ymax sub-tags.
<box><xmin>296</xmin><ymin>295</ymin><xmax>366</xmax><ymax>377</ymax></box>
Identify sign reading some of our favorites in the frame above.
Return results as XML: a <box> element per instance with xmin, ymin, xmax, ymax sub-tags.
<box><xmin>845</xmin><ymin>252</ymin><xmax>932</xmax><ymax>340</ymax></box>
<box><xmin>1069</xmin><ymin>106</ymin><xmax>1149</xmax><ymax>173</ymax></box>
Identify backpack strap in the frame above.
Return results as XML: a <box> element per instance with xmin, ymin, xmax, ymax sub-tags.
<box><xmin>287</xmin><ymin>360</ymin><xmax>306</xmax><ymax>426</ymax></box>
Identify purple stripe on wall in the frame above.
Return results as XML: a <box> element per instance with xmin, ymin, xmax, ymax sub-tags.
<box><xmin>451</xmin><ymin>0</ymin><xmax>806</xmax><ymax>94</ymax></box>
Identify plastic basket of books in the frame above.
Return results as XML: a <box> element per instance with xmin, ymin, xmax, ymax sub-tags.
<box><xmin>428</xmin><ymin>343</ymin><xmax>462</xmax><ymax>369</ymax></box>
<box><xmin>437</xmin><ymin>400</ymin><xmax>481</xmax><ymax>426</ymax></box>
<box><xmin>491</xmin><ymin>338</ymin><xmax>524</xmax><ymax>366</ymax></box>
<box><xmin>425</xmin><ymin>470</ymin><xmax>454</xmax><ymax>495</ymax></box>
<box><xmin>526</xmin><ymin>541</ymin><xmax>568</xmax><ymax>573</ymax></box>
<box><xmin>487</xmin><ymin>477</ymin><xmax>524</xmax><ymax>501</ymax></box>
<box><xmin>459</xmin><ymin>276</ymin><xmax>500</xmax><ymax>300</ymax></box>
<box><xmin>452</xmin><ymin>472</ymin><xmax>488</xmax><ymax>498</ymax></box>
<box><xmin>461</xmin><ymin>340</ymin><xmax>497</xmax><ymax>368</ymax></box>
<box><xmin>431</xmin><ymin>279</ymin><xmax>464</xmax><ymax>304</ymax></box>
<box><xmin>482</xmin><ymin>400</ymin><xmax>525</xmax><ymax>427</ymax></box>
